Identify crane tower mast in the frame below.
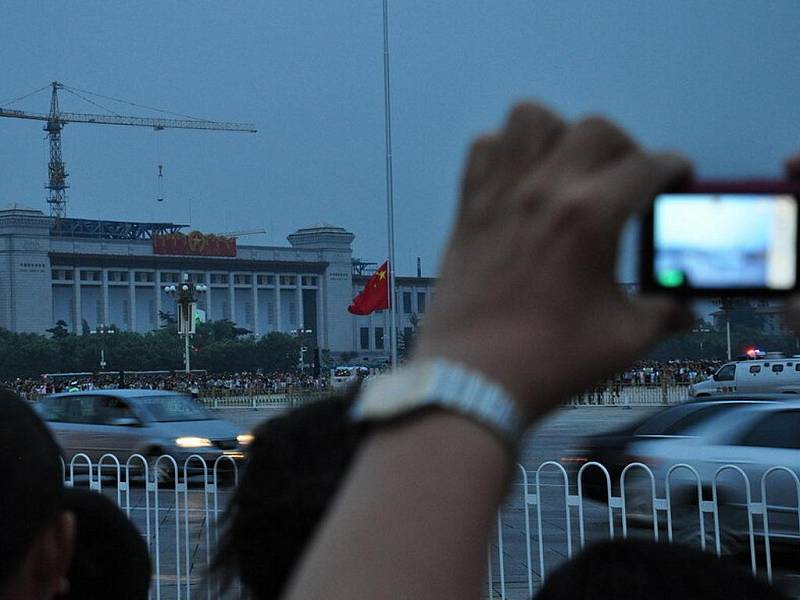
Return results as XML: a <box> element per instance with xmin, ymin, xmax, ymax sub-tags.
<box><xmin>45</xmin><ymin>82</ymin><xmax>68</xmax><ymax>217</ymax></box>
<box><xmin>0</xmin><ymin>81</ymin><xmax>257</xmax><ymax>218</ymax></box>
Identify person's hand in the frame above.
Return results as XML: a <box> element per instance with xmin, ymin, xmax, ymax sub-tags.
<box><xmin>415</xmin><ymin>102</ymin><xmax>692</xmax><ymax>422</ymax></box>
<box><xmin>784</xmin><ymin>154</ymin><xmax>800</xmax><ymax>332</ymax></box>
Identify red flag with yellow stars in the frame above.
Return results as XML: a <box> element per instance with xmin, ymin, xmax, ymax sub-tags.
<box><xmin>348</xmin><ymin>261</ymin><xmax>390</xmax><ymax>315</ymax></box>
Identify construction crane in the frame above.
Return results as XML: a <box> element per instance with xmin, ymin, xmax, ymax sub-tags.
<box><xmin>0</xmin><ymin>81</ymin><xmax>257</xmax><ymax>218</ymax></box>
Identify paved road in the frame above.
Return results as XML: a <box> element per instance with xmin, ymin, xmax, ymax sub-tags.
<box><xmin>78</xmin><ymin>405</ymin><xmax>799</xmax><ymax>599</ymax></box>
<box><xmin>223</xmin><ymin>405</ymin><xmax>661</xmax><ymax>599</ymax></box>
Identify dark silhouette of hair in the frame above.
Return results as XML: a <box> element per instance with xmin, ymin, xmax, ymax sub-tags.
<box><xmin>0</xmin><ymin>389</ymin><xmax>65</xmax><ymax>587</ymax></box>
<box><xmin>535</xmin><ymin>539</ymin><xmax>789</xmax><ymax>600</ymax></box>
<box><xmin>59</xmin><ymin>488</ymin><xmax>151</xmax><ymax>600</ymax></box>
<box><xmin>213</xmin><ymin>391</ymin><xmax>364</xmax><ymax>599</ymax></box>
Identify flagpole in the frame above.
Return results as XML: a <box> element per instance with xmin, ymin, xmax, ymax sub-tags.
<box><xmin>382</xmin><ymin>0</ymin><xmax>398</xmax><ymax>370</ymax></box>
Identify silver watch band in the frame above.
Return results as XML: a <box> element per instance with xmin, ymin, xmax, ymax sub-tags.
<box><xmin>351</xmin><ymin>359</ymin><xmax>524</xmax><ymax>448</ymax></box>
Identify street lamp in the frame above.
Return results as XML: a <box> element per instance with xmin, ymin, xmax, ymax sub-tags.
<box><xmin>291</xmin><ymin>327</ymin><xmax>313</xmax><ymax>374</ymax></box>
<box><xmin>89</xmin><ymin>324</ymin><xmax>116</xmax><ymax>370</ymax></box>
<box><xmin>691</xmin><ymin>324</ymin><xmax>711</xmax><ymax>356</ymax></box>
<box><xmin>165</xmin><ymin>274</ymin><xmax>208</xmax><ymax>374</ymax></box>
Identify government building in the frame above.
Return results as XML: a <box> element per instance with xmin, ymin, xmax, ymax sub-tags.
<box><xmin>0</xmin><ymin>204</ymin><xmax>434</xmax><ymax>363</ymax></box>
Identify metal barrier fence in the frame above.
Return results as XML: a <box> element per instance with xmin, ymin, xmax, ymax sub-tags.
<box><xmin>568</xmin><ymin>384</ymin><xmax>690</xmax><ymax>406</ymax></box>
<box><xmin>21</xmin><ymin>385</ymin><xmax>682</xmax><ymax>407</ymax></box>
<box><xmin>199</xmin><ymin>390</ymin><xmax>329</xmax><ymax>410</ymax></box>
<box><xmin>60</xmin><ymin>452</ymin><xmax>798</xmax><ymax>600</ymax></box>
<box><xmin>61</xmin><ymin>453</ymin><xmax>243</xmax><ymax>600</ymax></box>
<box><xmin>487</xmin><ymin>461</ymin><xmax>800</xmax><ymax>599</ymax></box>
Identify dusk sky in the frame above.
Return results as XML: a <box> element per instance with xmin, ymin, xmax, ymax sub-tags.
<box><xmin>2</xmin><ymin>1</ymin><xmax>800</xmax><ymax>278</ymax></box>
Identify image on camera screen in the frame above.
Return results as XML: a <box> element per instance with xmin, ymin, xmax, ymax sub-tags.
<box><xmin>653</xmin><ymin>194</ymin><xmax>797</xmax><ymax>290</ymax></box>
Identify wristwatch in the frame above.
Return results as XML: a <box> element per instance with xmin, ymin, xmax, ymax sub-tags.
<box><xmin>350</xmin><ymin>359</ymin><xmax>524</xmax><ymax>449</ymax></box>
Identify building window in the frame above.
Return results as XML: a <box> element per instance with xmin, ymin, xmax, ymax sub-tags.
<box><xmin>417</xmin><ymin>292</ymin><xmax>426</xmax><ymax>314</ymax></box>
<box><xmin>375</xmin><ymin>327</ymin><xmax>384</xmax><ymax>350</ymax></box>
<box><xmin>134</xmin><ymin>272</ymin><xmax>154</xmax><ymax>283</ymax></box>
<box><xmin>160</xmin><ymin>272</ymin><xmax>179</xmax><ymax>283</ymax></box>
<box><xmin>52</xmin><ymin>269</ymin><xmax>72</xmax><ymax>281</ymax></box>
<box><xmin>234</xmin><ymin>274</ymin><xmax>252</xmax><ymax>285</ymax></box>
<box><xmin>211</xmin><ymin>273</ymin><xmax>228</xmax><ymax>285</ymax></box>
<box><xmin>360</xmin><ymin>327</ymin><xmax>370</xmax><ymax>350</ymax></box>
<box><xmin>187</xmin><ymin>273</ymin><xmax>204</xmax><ymax>284</ymax></box>
<box><xmin>280</xmin><ymin>275</ymin><xmax>297</xmax><ymax>286</ymax></box>
<box><xmin>301</xmin><ymin>275</ymin><xmax>318</xmax><ymax>286</ymax></box>
<box><xmin>403</xmin><ymin>292</ymin><xmax>412</xmax><ymax>314</ymax></box>
<box><xmin>257</xmin><ymin>275</ymin><xmax>274</xmax><ymax>286</ymax></box>
<box><xmin>80</xmin><ymin>270</ymin><xmax>100</xmax><ymax>281</ymax></box>
<box><xmin>108</xmin><ymin>271</ymin><xmax>129</xmax><ymax>282</ymax></box>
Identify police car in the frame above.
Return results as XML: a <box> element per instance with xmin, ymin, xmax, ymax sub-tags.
<box><xmin>690</xmin><ymin>351</ymin><xmax>800</xmax><ymax>397</ymax></box>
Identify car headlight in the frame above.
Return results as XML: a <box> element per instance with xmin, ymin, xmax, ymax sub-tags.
<box><xmin>237</xmin><ymin>433</ymin><xmax>254</xmax><ymax>445</ymax></box>
<box><xmin>175</xmin><ymin>436</ymin><xmax>212</xmax><ymax>448</ymax></box>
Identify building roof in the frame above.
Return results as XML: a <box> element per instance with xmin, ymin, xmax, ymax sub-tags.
<box><xmin>0</xmin><ymin>203</ymin><xmax>46</xmax><ymax>216</ymax></box>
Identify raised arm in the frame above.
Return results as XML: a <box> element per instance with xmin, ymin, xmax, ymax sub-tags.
<box><xmin>283</xmin><ymin>102</ymin><xmax>692</xmax><ymax>600</ymax></box>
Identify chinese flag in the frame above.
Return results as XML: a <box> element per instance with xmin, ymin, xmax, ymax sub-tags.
<box><xmin>348</xmin><ymin>261</ymin><xmax>390</xmax><ymax>315</ymax></box>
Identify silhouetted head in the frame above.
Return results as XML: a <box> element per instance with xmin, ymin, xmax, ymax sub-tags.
<box><xmin>0</xmin><ymin>389</ymin><xmax>74</xmax><ymax>599</ymax></box>
<box><xmin>535</xmin><ymin>539</ymin><xmax>788</xmax><ymax>600</ymax></box>
<box><xmin>59</xmin><ymin>488</ymin><xmax>151</xmax><ymax>600</ymax></box>
<box><xmin>213</xmin><ymin>391</ymin><xmax>364</xmax><ymax>599</ymax></box>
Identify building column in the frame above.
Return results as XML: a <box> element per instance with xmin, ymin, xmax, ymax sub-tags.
<box><xmin>128</xmin><ymin>278</ymin><xmax>136</xmax><ymax>332</ymax></box>
<box><xmin>101</xmin><ymin>269</ymin><xmax>109</xmax><ymax>326</ymax></box>
<box><xmin>316</xmin><ymin>286</ymin><xmax>325</xmax><ymax>349</ymax></box>
<box><xmin>204</xmin><ymin>273</ymin><xmax>212</xmax><ymax>320</ymax></box>
<box><xmin>154</xmin><ymin>270</ymin><xmax>162</xmax><ymax>327</ymax></box>
<box><xmin>73</xmin><ymin>269</ymin><xmax>81</xmax><ymax>334</ymax></box>
<box><xmin>228</xmin><ymin>279</ymin><xmax>236</xmax><ymax>324</ymax></box>
<box><xmin>296</xmin><ymin>278</ymin><xmax>304</xmax><ymax>329</ymax></box>
<box><xmin>274</xmin><ymin>283</ymin><xmax>282</xmax><ymax>332</ymax></box>
<box><xmin>251</xmin><ymin>278</ymin><xmax>259</xmax><ymax>335</ymax></box>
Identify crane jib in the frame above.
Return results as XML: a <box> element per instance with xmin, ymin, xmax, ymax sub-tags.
<box><xmin>0</xmin><ymin>108</ymin><xmax>256</xmax><ymax>132</ymax></box>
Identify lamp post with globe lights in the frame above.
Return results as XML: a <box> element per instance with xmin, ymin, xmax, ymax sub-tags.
<box><xmin>291</xmin><ymin>327</ymin><xmax>313</xmax><ymax>375</ymax></box>
<box><xmin>164</xmin><ymin>274</ymin><xmax>207</xmax><ymax>374</ymax></box>
<box><xmin>89</xmin><ymin>323</ymin><xmax>116</xmax><ymax>370</ymax></box>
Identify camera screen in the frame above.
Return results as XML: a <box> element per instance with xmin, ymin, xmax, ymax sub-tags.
<box><xmin>653</xmin><ymin>193</ymin><xmax>798</xmax><ymax>290</ymax></box>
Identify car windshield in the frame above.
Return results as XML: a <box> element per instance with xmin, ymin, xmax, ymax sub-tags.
<box><xmin>134</xmin><ymin>395</ymin><xmax>211</xmax><ymax>422</ymax></box>
<box><xmin>635</xmin><ymin>402</ymin><xmax>748</xmax><ymax>436</ymax></box>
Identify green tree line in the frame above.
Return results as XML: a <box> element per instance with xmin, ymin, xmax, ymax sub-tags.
<box><xmin>0</xmin><ymin>319</ymin><xmax>303</xmax><ymax>379</ymax></box>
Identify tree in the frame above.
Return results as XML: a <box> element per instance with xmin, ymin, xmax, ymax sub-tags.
<box><xmin>398</xmin><ymin>313</ymin><xmax>419</xmax><ymax>360</ymax></box>
<box><xmin>159</xmin><ymin>310</ymin><xmax>177</xmax><ymax>327</ymax></box>
<box><xmin>257</xmin><ymin>332</ymin><xmax>301</xmax><ymax>372</ymax></box>
<box><xmin>46</xmin><ymin>320</ymin><xmax>69</xmax><ymax>339</ymax></box>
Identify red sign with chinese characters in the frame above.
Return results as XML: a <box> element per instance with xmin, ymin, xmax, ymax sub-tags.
<box><xmin>153</xmin><ymin>231</ymin><xmax>237</xmax><ymax>257</ymax></box>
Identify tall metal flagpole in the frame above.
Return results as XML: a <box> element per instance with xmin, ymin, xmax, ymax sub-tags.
<box><xmin>382</xmin><ymin>0</ymin><xmax>399</xmax><ymax>369</ymax></box>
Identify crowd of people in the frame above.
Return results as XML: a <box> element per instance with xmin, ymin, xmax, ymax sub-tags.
<box><xmin>620</xmin><ymin>359</ymin><xmax>724</xmax><ymax>385</ymax></box>
<box><xmin>1</xmin><ymin>370</ymin><xmax>329</xmax><ymax>400</ymax></box>
<box><xmin>0</xmin><ymin>359</ymin><xmax>725</xmax><ymax>402</ymax></box>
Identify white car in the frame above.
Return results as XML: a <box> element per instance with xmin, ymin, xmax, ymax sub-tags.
<box><xmin>690</xmin><ymin>355</ymin><xmax>800</xmax><ymax>397</ymax></box>
<box><xmin>624</xmin><ymin>400</ymin><xmax>800</xmax><ymax>550</ymax></box>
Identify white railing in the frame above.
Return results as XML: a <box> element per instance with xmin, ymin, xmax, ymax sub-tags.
<box><xmin>61</xmin><ymin>453</ymin><xmax>242</xmax><ymax>600</ymax></box>
<box><xmin>64</xmin><ymin>452</ymin><xmax>797</xmax><ymax>600</ymax></box>
<box><xmin>200</xmin><ymin>391</ymin><xmax>327</xmax><ymax>410</ymax></box>
<box><xmin>487</xmin><ymin>461</ymin><xmax>800</xmax><ymax>599</ymax></box>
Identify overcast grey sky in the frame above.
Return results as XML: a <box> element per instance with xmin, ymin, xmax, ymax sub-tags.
<box><xmin>2</xmin><ymin>1</ymin><xmax>800</xmax><ymax>277</ymax></box>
